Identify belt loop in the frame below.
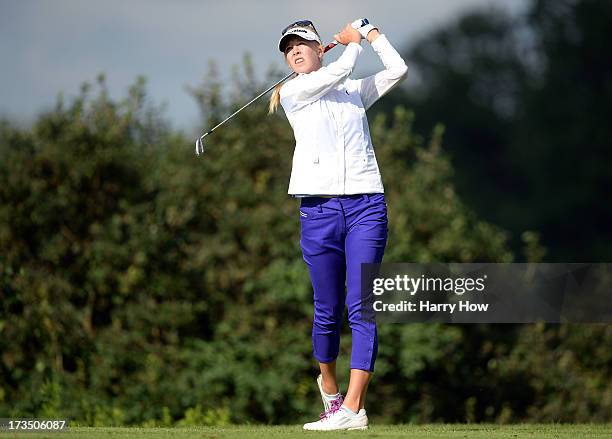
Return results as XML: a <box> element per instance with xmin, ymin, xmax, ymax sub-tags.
<box><xmin>318</xmin><ymin>200</ymin><xmax>323</xmax><ymax>213</ymax></box>
<box><xmin>363</xmin><ymin>194</ymin><xmax>370</xmax><ymax>202</ymax></box>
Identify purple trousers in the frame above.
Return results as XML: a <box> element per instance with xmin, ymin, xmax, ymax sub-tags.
<box><xmin>299</xmin><ymin>193</ymin><xmax>388</xmax><ymax>372</ymax></box>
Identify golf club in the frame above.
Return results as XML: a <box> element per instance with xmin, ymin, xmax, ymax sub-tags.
<box><xmin>194</xmin><ymin>40</ymin><xmax>340</xmax><ymax>156</ymax></box>
<box><xmin>194</xmin><ymin>19</ymin><xmax>371</xmax><ymax>155</ymax></box>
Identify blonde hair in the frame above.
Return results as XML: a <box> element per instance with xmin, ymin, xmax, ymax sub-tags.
<box><xmin>268</xmin><ymin>82</ymin><xmax>282</xmax><ymax>115</ymax></box>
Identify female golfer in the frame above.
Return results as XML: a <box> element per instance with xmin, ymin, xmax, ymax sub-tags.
<box><xmin>270</xmin><ymin>19</ymin><xmax>407</xmax><ymax>431</ymax></box>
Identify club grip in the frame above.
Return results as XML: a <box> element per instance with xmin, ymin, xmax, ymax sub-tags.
<box><xmin>323</xmin><ymin>42</ymin><xmax>337</xmax><ymax>53</ymax></box>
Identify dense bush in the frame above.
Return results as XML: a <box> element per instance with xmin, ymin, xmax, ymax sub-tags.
<box><xmin>1</xmin><ymin>67</ymin><xmax>610</xmax><ymax>425</ymax></box>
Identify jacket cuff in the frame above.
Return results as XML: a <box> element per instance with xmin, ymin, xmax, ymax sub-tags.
<box><xmin>346</xmin><ymin>41</ymin><xmax>364</xmax><ymax>55</ymax></box>
<box><xmin>370</xmin><ymin>34</ymin><xmax>389</xmax><ymax>51</ymax></box>
<box><xmin>336</xmin><ymin>42</ymin><xmax>363</xmax><ymax>69</ymax></box>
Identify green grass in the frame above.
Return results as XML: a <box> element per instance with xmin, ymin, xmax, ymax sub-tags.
<box><xmin>2</xmin><ymin>424</ymin><xmax>612</xmax><ymax>439</ymax></box>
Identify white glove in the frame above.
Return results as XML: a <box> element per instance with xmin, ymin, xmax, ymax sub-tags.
<box><xmin>351</xmin><ymin>18</ymin><xmax>376</xmax><ymax>39</ymax></box>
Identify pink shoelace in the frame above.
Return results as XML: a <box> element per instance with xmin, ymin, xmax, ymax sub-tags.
<box><xmin>319</xmin><ymin>395</ymin><xmax>344</xmax><ymax>420</ymax></box>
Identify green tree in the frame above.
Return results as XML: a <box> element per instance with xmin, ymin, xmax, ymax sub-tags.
<box><xmin>1</xmin><ymin>54</ymin><xmax>609</xmax><ymax>425</ymax></box>
<box><xmin>390</xmin><ymin>0</ymin><xmax>612</xmax><ymax>261</ymax></box>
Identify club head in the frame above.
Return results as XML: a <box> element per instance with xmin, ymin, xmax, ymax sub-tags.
<box><xmin>195</xmin><ymin>137</ymin><xmax>205</xmax><ymax>156</ymax></box>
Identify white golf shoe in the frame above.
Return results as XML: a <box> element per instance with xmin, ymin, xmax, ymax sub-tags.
<box><xmin>303</xmin><ymin>405</ymin><xmax>369</xmax><ymax>431</ymax></box>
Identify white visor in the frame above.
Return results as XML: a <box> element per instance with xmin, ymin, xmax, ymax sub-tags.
<box><xmin>279</xmin><ymin>27</ymin><xmax>322</xmax><ymax>52</ymax></box>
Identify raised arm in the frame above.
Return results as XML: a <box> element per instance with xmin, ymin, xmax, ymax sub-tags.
<box><xmin>346</xmin><ymin>29</ymin><xmax>408</xmax><ymax>110</ymax></box>
<box><xmin>280</xmin><ymin>43</ymin><xmax>363</xmax><ymax>112</ymax></box>
<box><xmin>280</xmin><ymin>23</ymin><xmax>364</xmax><ymax>113</ymax></box>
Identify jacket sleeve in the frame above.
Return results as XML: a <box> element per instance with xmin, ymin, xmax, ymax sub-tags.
<box><xmin>280</xmin><ymin>42</ymin><xmax>363</xmax><ymax>113</ymax></box>
<box><xmin>346</xmin><ymin>34</ymin><xmax>408</xmax><ymax>110</ymax></box>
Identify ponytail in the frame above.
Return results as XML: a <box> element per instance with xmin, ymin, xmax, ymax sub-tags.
<box><xmin>268</xmin><ymin>73</ymin><xmax>297</xmax><ymax>114</ymax></box>
<box><xmin>268</xmin><ymin>83</ymin><xmax>283</xmax><ymax>114</ymax></box>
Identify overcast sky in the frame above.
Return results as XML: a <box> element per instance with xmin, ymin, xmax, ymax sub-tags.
<box><xmin>0</xmin><ymin>0</ymin><xmax>527</xmax><ymax>133</ymax></box>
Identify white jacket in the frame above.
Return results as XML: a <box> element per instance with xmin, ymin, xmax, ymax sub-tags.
<box><xmin>280</xmin><ymin>35</ymin><xmax>408</xmax><ymax>196</ymax></box>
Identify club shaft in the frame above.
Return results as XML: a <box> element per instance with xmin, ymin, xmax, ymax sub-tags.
<box><xmin>196</xmin><ymin>40</ymin><xmax>338</xmax><ymax>144</ymax></box>
<box><xmin>200</xmin><ymin>71</ymin><xmax>294</xmax><ymax>140</ymax></box>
